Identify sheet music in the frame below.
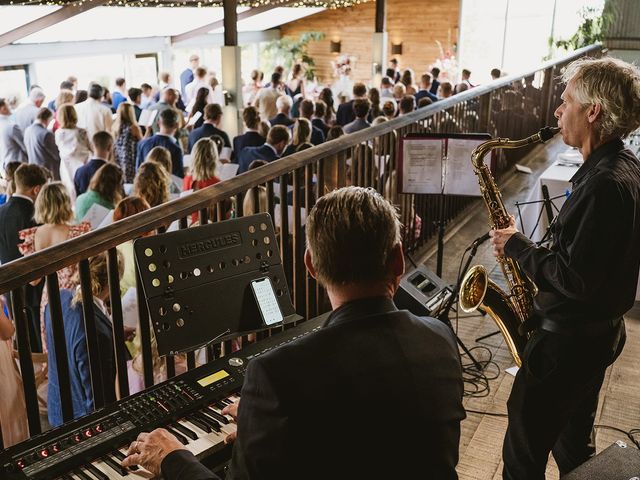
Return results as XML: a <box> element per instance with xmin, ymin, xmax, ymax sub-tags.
<box><xmin>218</xmin><ymin>162</ymin><xmax>239</xmax><ymax>181</ymax></box>
<box><xmin>444</xmin><ymin>138</ymin><xmax>484</xmax><ymax>196</ymax></box>
<box><xmin>97</xmin><ymin>210</ymin><xmax>114</xmax><ymax>229</ymax></box>
<box><xmin>171</xmin><ymin>174</ymin><xmax>183</xmax><ymax>193</ymax></box>
<box><xmin>219</xmin><ymin>147</ymin><xmax>232</xmax><ymax>162</ymax></box>
<box><xmin>401</xmin><ymin>139</ymin><xmax>443</xmax><ymax>194</ymax></box>
<box><xmin>121</xmin><ymin>287</ymin><xmax>139</xmax><ymax>329</ymax></box>
<box><xmin>186</xmin><ymin>111</ymin><xmax>202</xmax><ymax>127</ymax></box>
<box><xmin>182</xmin><ymin>154</ymin><xmax>192</xmax><ymax>168</ymax></box>
<box><xmin>81</xmin><ymin>203</ymin><xmax>111</xmax><ymax>230</ymax></box>
<box><xmin>138</xmin><ymin>109</ymin><xmax>157</xmax><ymax>128</ymax></box>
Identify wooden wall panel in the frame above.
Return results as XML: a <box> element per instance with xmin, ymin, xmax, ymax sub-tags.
<box><xmin>280</xmin><ymin>0</ymin><xmax>460</xmax><ymax>85</ymax></box>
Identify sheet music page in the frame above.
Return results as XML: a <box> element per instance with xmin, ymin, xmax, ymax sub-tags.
<box><xmin>218</xmin><ymin>162</ymin><xmax>239</xmax><ymax>181</ymax></box>
<box><xmin>443</xmin><ymin>138</ymin><xmax>484</xmax><ymax>196</ymax></box>
<box><xmin>121</xmin><ymin>287</ymin><xmax>139</xmax><ymax>329</ymax></box>
<box><xmin>219</xmin><ymin>147</ymin><xmax>232</xmax><ymax>162</ymax></box>
<box><xmin>81</xmin><ymin>203</ymin><xmax>111</xmax><ymax>230</ymax></box>
<box><xmin>187</xmin><ymin>111</ymin><xmax>202</xmax><ymax>127</ymax></box>
<box><xmin>139</xmin><ymin>109</ymin><xmax>157</xmax><ymax>127</ymax></box>
<box><xmin>401</xmin><ymin>139</ymin><xmax>443</xmax><ymax>194</ymax></box>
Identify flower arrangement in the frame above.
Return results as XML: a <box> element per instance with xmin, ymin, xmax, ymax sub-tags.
<box><xmin>331</xmin><ymin>54</ymin><xmax>357</xmax><ymax>79</ymax></box>
<box><xmin>429</xmin><ymin>40</ymin><xmax>458</xmax><ymax>82</ymax></box>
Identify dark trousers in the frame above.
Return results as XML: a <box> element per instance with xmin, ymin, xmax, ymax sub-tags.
<box><xmin>502</xmin><ymin>320</ymin><xmax>626</xmax><ymax>479</ymax></box>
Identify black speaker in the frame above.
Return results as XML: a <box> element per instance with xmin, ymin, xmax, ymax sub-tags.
<box><xmin>394</xmin><ymin>265</ymin><xmax>452</xmax><ymax>317</ymax></box>
<box><xmin>563</xmin><ymin>441</ymin><xmax>640</xmax><ymax>479</ymax></box>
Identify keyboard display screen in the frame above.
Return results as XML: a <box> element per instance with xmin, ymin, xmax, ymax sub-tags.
<box><xmin>197</xmin><ymin>370</ymin><xmax>230</xmax><ymax>387</ymax></box>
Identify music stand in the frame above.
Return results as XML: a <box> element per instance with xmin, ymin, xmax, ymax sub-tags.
<box><xmin>134</xmin><ymin>213</ymin><xmax>301</xmax><ymax>356</ymax></box>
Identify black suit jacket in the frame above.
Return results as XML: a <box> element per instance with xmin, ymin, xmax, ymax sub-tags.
<box><xmin>188</xmin><ymin>123</ymin><xmax>232</xmax><ymax>153</ymax></box>
<box><xmin>268</xmin><ymin>113</ymin><xmax>294</xmax><ymax>127</ymax></box>
<box><xmin>0</xmin><ymin>196</ymin><xmax>35</xmax><ymax>264</ymax></box>
<box><xmin>311</xmin><ymin>117</ymin><xmax>330</xmax><ymax>137</ymax></box>
<box><xmin>336</xmin><ymin>99</ymin><xmax>355</xmax><ymax>126</ymax></box>
<box><xmin>161</xmin><ymin>296</ymin><xmax>465</xmax><ymax>480</ymax></box>
<box><xmin>74</xmin><ymin>158</ymin><xmax>107</xmax><ymax>197</ymax></box>
<box><xmin>232</xmin><ymin>131</ymin><xmax>265</xmax><ymax>158</ymax></box>
<box><xmin>237</xmin><ymin>144</ymin><xmax>279</xmax><ymax>175</ymax></box>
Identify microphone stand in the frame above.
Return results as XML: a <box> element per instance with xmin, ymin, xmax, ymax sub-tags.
<box><xmin>437</xmin><ymin>236</ymin><xmax>486</xmax><ymax>371</ymax></box>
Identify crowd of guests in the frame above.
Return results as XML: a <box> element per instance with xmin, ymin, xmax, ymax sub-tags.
<box><xmin>0</xmin><ymin>55</ymin><xmax>518</xmax><ymax>446</ymax></box>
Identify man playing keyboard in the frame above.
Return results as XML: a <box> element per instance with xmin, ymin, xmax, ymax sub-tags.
<box><xmin>123</xmin><ymin>186</ymin><xmax>465</xmax><ymax>479</ymax></box>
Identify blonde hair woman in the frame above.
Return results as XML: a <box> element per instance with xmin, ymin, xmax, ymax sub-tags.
<box><xmin>183</xmin><ymin>137</ymin><xmax>220</xmax><ymax>192</ymax></box>
<box><xmin>54</xmin><ymin>103</ymin><xmax>92</xmax><ymax>200</ymax></box>
<box><xmin>113</xmin><ymin>102</ymin><xmax>143</xmax><ymax>183</ymax></box>
<box><xmin>18</xmin><ymin>182</ymin><xmax>91</xmax><ymax>351</ymax></box>
<box><xmin>53</xmin><ymin>89</ymin><xmax>75</xmax><ymax>132</ymax></box>
<box><xmin>283</xmin><ymin>117</ymin><xmax>312</xmax><ymax>157</ymax></box>
<box><xmin>133</xmin><ymin>161</ymin><xmax>170</xmax><ymax>207</ymax></box>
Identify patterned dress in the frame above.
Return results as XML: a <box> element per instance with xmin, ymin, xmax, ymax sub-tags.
<box><xmin>18</xmin><ymin>223</ymin><xmax>91</xmax><ymax>352</ymax></box>
<box><xmin>114</xmin><ymin>124</ymin><xmax>138</xmax><ymax>183</ymax></box>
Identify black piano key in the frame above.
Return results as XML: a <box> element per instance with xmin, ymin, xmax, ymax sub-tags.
<box><xmin>73</xmin><ymin>468</ymin><xmax>93</xmax><ymax>480</ymax></box>
<box><xmin>111</xmin><ymin>449</ymin><xmax>139</xmax><ymax>471</ymax></box>
<box><xmin>198</xmin><ymin>410</ymin><xmax>223</xmax><ymax>430</ymax></box>
<box><xmin>171</xmin><ymin>422</ymin><xmax>199</xmax><ymax>440</ymax></box>
<box><xmin>193</xmin><ymin>412</ymin><xmax>220</xmax><ymax>432</ymax></box>
<box><xmin>187</xmin><ymin>415</ymin><xmax>212</xmax><ymax>433</ymax></box>
<box><xmin>220</xmin><ymin>398</ymin><xmax>232</xmax><ymax>406</ymax></box>
<box><xmin>205</xmin><ymin>406</ymin><xmax>229</xmax><ymax>425</ymax></box>
<box><xmin>165</xmin><ymin>426</ymin><xmax>189</xmax><ymax>445</ymax></box>
<box><xmin>60</xmin><ymin>475</ymin><xmax>75</xmax><ymax>480</ymax></box>
<box><xmin>102</xmin><ymin>455</ymin><xmax>129</xmax><ymax>476</ymax></box>
<box><xmin>85</xmin><ymin>462</ymin><xmax>109</xmax><ymax>480</ymax></box>
<box><xmin>214</xmin><ymin>401</ymin><xmax>227</xmax><ymax>410</ymax></box>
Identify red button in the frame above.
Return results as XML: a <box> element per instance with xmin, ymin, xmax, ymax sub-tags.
<box><xmin>40</xmin><ymin>449</ymin><xmax>49</xmax><ymax>458</ymax></box>
<box><xmin>74</xmin><ymin>433</ymin><xmax>82</xmax><ymax>443</ymax></box>
<box><xmin>95</xmin><ymin>424</ymin><xmax>103</xmax><ymax>433</ymax></box>
<box><xmin>84</xmin><ymin>428</ymin><xmax>93</xmax><ymax>438</ymax></box>
<box><xmin>51</xmin><ymin>443</ymin><xmax>60</xmax><ymax>453</ymax></box>
<box><xmin>17</xmin><ymin>460</ymin><xmax>25</xmax><ymax>469</ymax></box>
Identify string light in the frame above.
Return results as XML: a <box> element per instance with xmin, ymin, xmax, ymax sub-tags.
<box><xmin>2</xmin><ymin>0</ymin><xmax>371</xmax><ymax>8</ymax></box>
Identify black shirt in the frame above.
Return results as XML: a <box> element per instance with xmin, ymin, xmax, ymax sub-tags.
<box><xmin>505</xmin><ymin>138</ymin><xmax>640</xmax><ymax>327</ymax></box>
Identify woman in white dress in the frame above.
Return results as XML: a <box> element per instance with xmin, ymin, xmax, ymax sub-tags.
<box><xmin>55</xmin><ymin>103</ymin><xmax>93</xmax><ymax>200</ymax></box>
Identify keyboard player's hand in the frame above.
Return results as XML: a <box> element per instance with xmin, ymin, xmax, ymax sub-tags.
<box><xmin>222</xmin><ymin>401</ymin><xmax>239</xmax><ymax>444</ymax></box>
<box><xmin>122</xmin><ymin>428</ymin><xmax>186</xmax><ymax>476</ymax></box>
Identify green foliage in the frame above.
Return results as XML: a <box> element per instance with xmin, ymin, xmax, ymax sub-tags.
<box><xmin>554</xmin><ymin>4</ymin><xmax>614</xmax><ymax>52</ymax></box>
<box><xmin>262</xmin><ymin>31</ymin><xmax>325</xmax><ymax>81</ymax></box>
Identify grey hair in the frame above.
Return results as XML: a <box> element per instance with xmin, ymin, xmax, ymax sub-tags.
<box><xmin>562</xmin><ymin>57</ymin><xmax>640</xmax><ymax>139</ymax></box>
<box><xmin>29</xmin><ymin>87</ymin><xmax>45</xmax><ymax>102</ymax></box>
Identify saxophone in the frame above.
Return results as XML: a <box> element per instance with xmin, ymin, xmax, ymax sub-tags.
<box><xmin>459</xmin><ymin>126</ymin><xmax>560</xmax><ymax>367</ymax></box>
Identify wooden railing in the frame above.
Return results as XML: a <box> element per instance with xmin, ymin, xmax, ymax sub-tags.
<box><xmin>0</xmin><ymin>44</ymin><xmax>602</xmax><ymax>443</ymax></box>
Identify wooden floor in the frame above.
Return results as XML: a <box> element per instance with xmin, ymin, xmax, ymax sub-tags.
<box><xmin>418</xmin><ymin>138</ymin><xmax>640</xmax><ymax>479</ymax></box>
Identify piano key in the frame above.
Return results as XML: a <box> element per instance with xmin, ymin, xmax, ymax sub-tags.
<box><xmin>194</xmin><ymin>411</ymin><xmax>221</xmax><ymax>432</ymax></box>
<box><xmin>73</xmin><ymin>467</ymin><xmax>94</xmax><ymax>480</ymax></box>
<box><xmin>187</xmin><ymin>415</ymin><xmax>212</xmax><ymax>433</ymax></box>
<box><xmin>171</xmin><ymin>422</ymin><xmax>199</xmax><ymax>441</ymax></box>
<box><xmin>101</xmin><ymin>455</ymin><xmax>129</xmax><ymax>477</ymax></box>
<box><xmin>213</xmin><ymin>402</ymin><xmax>227</xmax><ymax>410</ymax></box>
<box><xmin>165</xmin><ymin>426</ymin><xmax>189</xmax><ymax>445</ymax></box>
<box><xmin>113</xmin><ymin>449</ymin><xmax>139</xmax><ymax>471</ymax></box>
<box><xmin>204</xmin><ymin>406</ymin><xmax>229</xmax><ymax>424</ymax></box>
<box><xmin>85</xmin><ymin>462</ymin><xmax>110</xmax><ymax>480</ymax></box>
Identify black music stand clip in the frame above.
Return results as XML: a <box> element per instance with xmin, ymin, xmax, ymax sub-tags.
<box><xmin>134</xmin><ymin>213</ymin><xmax>301</xmax><ymax>356</ymax></box>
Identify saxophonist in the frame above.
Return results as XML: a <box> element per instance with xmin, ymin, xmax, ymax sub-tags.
<box><xmin>491</xmin><ymin>57</ymin><xmax>640</xmax><ymax>479</ymax></box>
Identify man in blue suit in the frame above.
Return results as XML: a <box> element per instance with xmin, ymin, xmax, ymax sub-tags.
<box><xmin>237</xmin><ymin>125</ymin><xmax>290</xmax><ymax>175</ymax></box>
<box><xmin>187</xmin><ymin>103</ymin><xmax>231</xmax><ymax>153</ymax></box>
<box><xmin>135</xmin><ymin>108</ymin><xmax>184</xmax><ymax>178</ymax></box>
<box><xmin>74</xmin><ymin>131</ymin><xmax>112</xmax><ymax>196</ymax></box>
<box><xmin>180</xmin><ymin>54</ymin><xmax>199</xmax><ymax>103</ymax></box>
<box><xmin>414</xmin><ymin>73</ymin><xmax>439</xmax><ymax>104</ymax></box>
<box><xmin>336</xmin><ymin>82</ymin><xmax>367</xmax><ymax>126</ymax></box>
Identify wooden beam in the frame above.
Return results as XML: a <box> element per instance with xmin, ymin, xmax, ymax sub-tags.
<box><xmin>171</xmin><ymin>4</ymin><xmax>270</xmax><ymax>45</ymax></box>
<box><xmin>375</xmin><ymin>0</ymin><xmax>386</xmax><ymax>33</ymax></box>
<box><xmin>171</xmin><ymin>0</ymin><xmax>300</xmax><ymax>45</ymax></box>
<box><xmin>223</xmin><ymin>0</ymin><xmax>238</xmax><ymax>47</ymax></box>
<box><xmin>0</xmin><ymin>0</ymin><xmax>110</xmax><ymax>49</ymax></box>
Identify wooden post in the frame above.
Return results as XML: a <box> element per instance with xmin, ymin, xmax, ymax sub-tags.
<box><xmin>372</xmin><ymin>0</ymin><xmax>388</xmax><ymax>86</ymax></box>
<box><xmin>221</xmin><ymin>0</ymin><xmax>243</xmax><ymax>137</ymax></box>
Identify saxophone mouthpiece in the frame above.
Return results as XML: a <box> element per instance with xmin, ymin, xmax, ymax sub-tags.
<box><xmin>539</xmin><ymin>126</ymin><xmax>561</xmax><ymax>143</ymax></box>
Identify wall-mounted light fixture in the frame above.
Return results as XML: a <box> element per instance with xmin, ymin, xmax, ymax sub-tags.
<box><xmin>391</xmin><ymin>42</ymin><xmax>403</xmax><ymax>55</ymax></box>
<box><xmin>330</xmin><ymin>40</ymin><xmax>341</xmax><ymax>54</ymax></box>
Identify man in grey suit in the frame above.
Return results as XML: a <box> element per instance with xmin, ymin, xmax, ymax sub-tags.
<box><xmin>343</xmin><ymin>98</ymin><xmax>372</xmax><ymax>134</ymax></box>
<box><xmin>0</xmin><ymin>98</ymin><xmax>27</xmax><ymax>166</ymax></box>
<box><xmin>124</xmin><ymin>187</ymin><xmax>466</xmax><ymax>480</ymax></box>
<box><xmin>15</xmin><ymin>87</ymin><xmax>46</xmax><ymax>133</ymax></box>
<box><xmin>24</xmin><ymin>108</ymin><xmax>61</xmax><ymax>180</ymax></box>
